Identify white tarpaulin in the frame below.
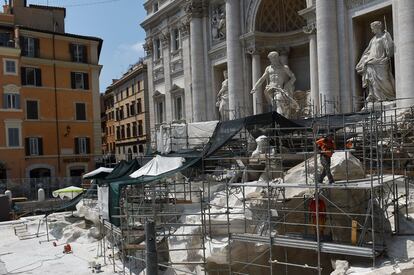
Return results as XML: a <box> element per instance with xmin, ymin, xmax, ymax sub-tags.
<box><xmin>187</xmin><ymin>121</ymin><xmax>218</xmax><ymax>146</ymax></box>
<box><xmin>82</xmin><ymin>167</ymin><xmax>113</xmax><ymax>179</ymax></box>
<box><xmin>129</xmin><ymin>155</ymin><xmax>185</xmax><ymax>178</ymax></box>
<box><xmin>97</xmin><ymin>186</ymin><xmax>109</xmax><ymax>220</ymax></box>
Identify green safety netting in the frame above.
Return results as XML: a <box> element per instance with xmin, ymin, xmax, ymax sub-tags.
<box><xmin>108</xmin><ymin>157</ymin><xmax>200</xmax><ymax>226</ymax></box>
<box><xmin>104</xmin><ymin>159</ymin><xmax>141</xmax><ymax>181</ymax></box>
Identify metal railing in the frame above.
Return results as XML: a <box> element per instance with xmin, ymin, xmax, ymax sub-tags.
<box><xmin>0</xmin><ymin>176</ymin><xmax>82</xmax><ymax>200</ymax></box>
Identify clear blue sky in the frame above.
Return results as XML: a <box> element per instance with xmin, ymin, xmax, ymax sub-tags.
<box><xmin>27</xmin><ymin>0</ymin><xmax>147</xmax><ymax>92</ymax></box>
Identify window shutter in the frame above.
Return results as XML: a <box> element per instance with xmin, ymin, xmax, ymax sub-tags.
<box><xmin>69</xmin><ymin>43</ymin><xmax>75</xmax><ymax>61</ymax></box>
<box><xmin>35</xmin><ymin>68</ymin><xmax>42</xmax><ymax>86</ymax></box>
<box><xmin>82</xmin><ymin>45</ymin><xmax>88</xmax><ymax>63</ymax></box>
<box><xmin>20</xmin><ymin>37</ymin><xmax>27</xmax><ymax>56</ymax></box>
<box><xmin>2</xmin><ymin>94</ymin><xmax>7</xmax><ymax>109</ymax></box>
<box><xmin>74</xmin><ymin>138</ymin><xmax>79</xmax><ymax>154</ymax></box>
<box><xmin>15</xmin><ymin>94</ymin><xmax>20</xmax><ymax>109</ymax></box>
<box><xmin>71</xmin><ymin>72</ymin><xmax>76</xmax><ymax>89</ymax></box>
<box><xmin>34</xmin><ymin>38</ymin><xmax>40</xmax><ymax>57</ymax></box>
<box><xmin>25</xmin><ymin>137</ymin><xmax>30</xmax><ymax>156</ymax></box>
<box><xmin>86</xmin><ymin>137</ymin><xmax>90</xmax><ymax>154</ymax></box>
<box><xmin>83</xmin><ymin>73</ymin><xmax>89</xmax><ymax>90</ymax></box>
<box><xmin>38</xmin><ymin>138</ymin><xmax>43</xmax><ymax>155</ymax></box>
<box><xmin>21</xmin><ymin>67</ymin><xmax>26</xmax><ymax>85</ymax></box>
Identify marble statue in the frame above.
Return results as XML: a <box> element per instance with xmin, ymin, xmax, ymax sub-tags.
<box><xmin>251</xmin><ymin>135</ymin><xmax>268</xmax><ymax>159</ymax></box>
<box><xmin>356</xmin><ymin>21</ymin><xmax>395</xmax><ymax>102</ymax></box>
<box><xmin>251</xmin><ymin>51</ymin><xmax>299</xmax><ymax>118</ymax></box>
<box><xmin>212</xmin><ymin>7</ymin><xmax>226</xmax><ymax>40</ymax></box>
<box><xmin>216</xmin><ymin>70</ymin><xmax>229</xmax><ymax>121</ymax></box>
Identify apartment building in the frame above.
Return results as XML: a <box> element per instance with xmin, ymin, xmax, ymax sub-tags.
<box><xmin>0</xmin><ymin>0</ymin><xmax>103</xmax><ymax>181</ymax></box>
<box><xmin>102</xmin><ymin>62</ymin><xmax>149</xmax><ymax>161</ymax></box>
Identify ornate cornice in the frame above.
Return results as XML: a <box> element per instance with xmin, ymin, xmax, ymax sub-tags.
<box><xmin>179</xmin><ymin>19</ymin><xmax>191</xmax><ymax>38</ymax></box>
<box><xmin>184</xmin><ymin>0</ymin><xmax>208</xmax><ymax>18</ymax></box>
<box><xmin>160</xmin><ymin>31</ymin><xmax>170</xmax><ymax>48</ymax></box>
<box><xmin>303</xmin><ymin>23</ymin><xmax>316</xmax><ymax>35</ymax></box>
<box><xmin>143</xmin><ymin>38</ymin><xmax>153</xmax><ymax>55</ymax></box>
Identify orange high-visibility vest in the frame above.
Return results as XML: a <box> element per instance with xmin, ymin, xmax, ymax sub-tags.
<box><xmin>316</xmin><ymin>138</ymin><xmax>336</xmax><ymax>157</ymax></box>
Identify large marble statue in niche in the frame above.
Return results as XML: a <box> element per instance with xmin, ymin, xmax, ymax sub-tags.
<box><xmin>251</xmin><ymin>51</ymin><xmax>299</xmax><ymax>118</ymax></box>
<box><xmin>216</xmin><ymin>70</ymin><xmax>229</xmax><ymax>121</ymax></box>
<box><xmin>211</xmin><ymin>6</ymin><xmax>226</xmax><ymax>41</ymax></box>
<box><xmin>356</xmin><ymin>21</ymin><xmax>395</xmax><ymax>103</ymax></box>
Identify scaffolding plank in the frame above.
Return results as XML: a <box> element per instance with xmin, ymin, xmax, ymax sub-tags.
<box><xmin>229</xmin><ymin>175</ymin><xmax>402</xmax><ymax>189</ymax></box>
<box><xmin>232</xmin><ymin>233</ymin><xmax>377</xmax><ymax>258</ymax></box>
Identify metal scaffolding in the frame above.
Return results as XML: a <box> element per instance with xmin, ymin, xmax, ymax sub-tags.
<box><xmin>104</xmin><ymin>101</ymin><xmax>414</xmax><ymax>274</ymax></box>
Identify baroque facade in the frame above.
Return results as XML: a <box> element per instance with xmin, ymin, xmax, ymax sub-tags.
<box><xmin>141</xmin><ymin>0</ymin><xmax>414</xmax><ymax>129</ymax></box>
<box><xmin>0</xmin><ymin>0</ymin><xmax>103</xmax><ymax>180</ymax></box>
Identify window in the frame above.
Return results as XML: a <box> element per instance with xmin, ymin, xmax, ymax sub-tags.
<box><xmin>126</xmin><ymin>103</ymin><xmax>130</xmax><ymax>117</ymax></box>
<box><xmin>126</xmin><ymin>87</ymin><xmax>129</xmax><ymax>97</ymax></box>
<box><xmin>75</xmin><ymin>103</ymin><xmax>86</xmax><ymax>120</ymax></box>
<box><xmin>119</xmin><ymin>106</ymin><xmax>124</xmax><ymax>120</ymax></box>
<box><xmin>26</xmin><ymin>100</ymin><xmax>39</xmax><ymax>119</ymax></box>
<box><xmin>153</xmin><ymin>1</ymin><xmax>159</xmax><ymax>12</ymax></box>
<box><xmin>137</xmin><ymin>99</ymin><xmax>142</xmax><ymax>114</ymax></box>
<box><xmin>172</xmin><ymin>29</ymin><xmax>180</xmax><ymax>51</ymax></box>
<box><xmin>154</xmin><ymin>38</ymin><xmax>161</xmax><ymax>60</ymax></box>
<box><xmin>116</xmin><ymin>126</ymin><xmax>120</xmax><ymax>139</ymax></box>
<box><xmin>132</xmin><ymin>122</ymin><xmax>137</xmax><ymax>137</ymax></box>
<box><xmin>21</xmin><ymin>67</ymin><xmax>42</xmax><ymax>86</ymax></box>
<box><xmin>174</xmin><ymin>96</ymin><xmax>183</xmax><ymax>120</ymax></box>
<box><xmin>7</xmin><ymin>127</ymin><xmax>20</xmax><ymax>147</ymax></box>
<box><xmin>138</xmin><ymin>120</ymin><xmax>143</xmax><ymax>136</ymax></box>
<box><xmin>25</xmin><ymin>137</ymin><xmax>43</xmax><ymax>156</ymax></box>
<box><xmin>156</xmin><ymin>100</ymin><xmax>164</xmax><ymax>124</ymax></box>
<box><xmin>21</xmin><ymin>37</ymin><xmax>39</xmax><ymax>57</ymax></box>
<box><xmin>71</xmin><ymin>72</ymin><xmax>89</xmax><ymax>90</ymax></box>
<box><xmin>126</xmin><ymin>124</ymin><xmax>131</xmax><ymax>138</ymax></box>
<box><xmin>2</xmin><ymin>93</ymin><xmax>20</xmax><ymax>109</ymax></box>
<box><xmin>3</xmin><ymin>59</ymin><xmax>17</xmax><ymax>75</ymax></box>
<box><xmin>70</xmin><ymin>44</ymin><xmax>87</xmax><ymax>63</ymax></box>
<box><xmin>121</xmin><ymin>125</ymin><xmax>125</xmax><ymax>139</ymax></box>
<box><xmin>75</xmin><ymin>137</ymin><xmax>90</xmax><ymax>154</ymax></box>
<box><xmin>115</xmin><ymin>108</ymin><xmax>119</xmax><ymax>121</ymax></box>
<box><xmin>0</xmin><ymin>32</ymin><xmax>12</xmax><ymax>47</ymax></box>
<box><xmin>130</xmin><ymin>101</ymin><xmax>135</xmax><ymax>116</ymax></box>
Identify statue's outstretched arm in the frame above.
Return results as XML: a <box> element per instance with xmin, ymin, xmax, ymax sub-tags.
<box><xmin>251</xmin><ymin>68</ymin><xmax>268</xmax><ymax>94</ymax></box>
<box><xmin>284</xmin><ymin>65</ymin><xmax>296</xmax><ymax>95</ymax></box>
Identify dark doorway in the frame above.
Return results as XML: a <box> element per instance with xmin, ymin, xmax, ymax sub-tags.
<box><xmin>30</xmin><ymin>168</ymin><xmax>51</xmax><ymax>178</ymax></box>
<box><xmin>70</xmin><ymin>167</ymin><xmax>85</xmax><ymax>186</ymax></box>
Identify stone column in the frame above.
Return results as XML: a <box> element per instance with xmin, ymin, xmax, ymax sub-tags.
<box><xmin>251</xmin><ymin>52</ymin><xmax>263</xmax><ymax>114</ymax></box>
<box><xmin>316</xmin><ymin>0</ymin><xmax>340</xmax><ymax>114</ymax></box>
<box><xmin>396</xmin><ymin>0</ymin><xmax>414</xmax><ymax>108</ymax></box>
<box><xmin>179</xmin><ymin>22</ymin><xmax>193</xmax><ymax>122</ymax></box>
<box><xmin>189</xmin><ymin>1</ymin><xmax>206</xmax><ymax>122</ymax></box>
<box><xmin>161</xmin><ymin>32</ymin><xmax>172</xmax><ymax>123</ymax></box>
<box><xmin>309</xmin><ymin>31</ymin><xmax>319</xmax><ymax>114</ymax></box>
<box><xmin>226</xmin><ymin>0</ymin><xmax>244</xmax><ymax>119</ymax></box>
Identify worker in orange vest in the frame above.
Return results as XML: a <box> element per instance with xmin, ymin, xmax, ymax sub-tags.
<box><xmin>309</xmin><ymin>196</ymin><xmax>327</xmax><ymax>237</ymax></box>
<box><xmin>316</xmin><ymin>134</ymin><xmax>336</xmax><ymax>184</ymax></box>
